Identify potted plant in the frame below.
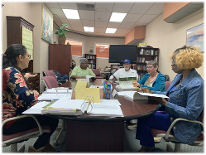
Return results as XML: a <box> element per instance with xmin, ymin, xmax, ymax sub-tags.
<box><xmin>55</xmin><ymin>24</ymin><xmax>69</xmax><ymax>45</ymax></box>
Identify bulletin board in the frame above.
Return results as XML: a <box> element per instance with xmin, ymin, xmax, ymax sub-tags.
<box><xmin>22</xmin><ymin>27</ymin><xmax>33</xmax><ymax>60</ymax></box>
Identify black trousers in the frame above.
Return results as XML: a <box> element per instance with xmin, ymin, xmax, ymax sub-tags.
<box><xmin>3</xmin><ymin>115</ymin><xmax>59</xmax><ymax>149</ymax></box>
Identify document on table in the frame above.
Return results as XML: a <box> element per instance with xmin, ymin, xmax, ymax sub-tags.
<box><xmin>23</xmin><ymin>101</ymin><xmax>50</xmax><ymax>114</ymax></box>
<box><xmin>38</xmin><ymin>93</ymin><xmax>72</xmax><ymax>100</ymax></box>
<box><xmin>89</xmin><ymin>85</ymin><xmax>104</xmax><ymax>89</ymax></box>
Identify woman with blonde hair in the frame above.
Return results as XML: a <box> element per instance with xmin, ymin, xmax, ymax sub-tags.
<box><xmin>135</xmin><ymin>46</ymin><xmax>204</xmax><ymax>152</ymax></box>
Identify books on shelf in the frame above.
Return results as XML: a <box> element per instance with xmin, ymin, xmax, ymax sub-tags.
<box><xmin>139</xmin><ymin>43</ymin><xmax>147</xmax><ymax>47</ymax></box>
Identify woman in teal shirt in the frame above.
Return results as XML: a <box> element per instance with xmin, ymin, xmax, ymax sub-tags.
<box><xmin>133</xmin><ymin>61</ymin><xmax>165</xmax><ymax>91</ymax></box>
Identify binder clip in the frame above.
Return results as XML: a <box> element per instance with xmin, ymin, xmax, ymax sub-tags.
<box><xmin>81</xmin><ymin>96</ymin><xmax>94</xmax><ymax>115</ymax></box>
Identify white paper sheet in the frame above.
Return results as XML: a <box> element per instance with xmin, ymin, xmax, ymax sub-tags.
<box><xmin>23</xmin><ymin>101</ymin><xmax>50</xmax><ymax>114</ymax></box>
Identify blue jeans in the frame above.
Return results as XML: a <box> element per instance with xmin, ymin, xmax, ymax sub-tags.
<box><xmin>136</xmin><ymin>112</ymin><xmax>173</xmax><ymax>147</ymax></box>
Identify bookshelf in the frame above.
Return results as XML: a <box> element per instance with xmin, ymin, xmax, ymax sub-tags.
<box><xmin>85</xmin><ymin>54</ymin><xmax>96</xmax><ymax>69</ymax></box>
<box><xmin>135</xmin><ymin>47</ymin><xmax>160</xmax><ymax>80</ymax></box>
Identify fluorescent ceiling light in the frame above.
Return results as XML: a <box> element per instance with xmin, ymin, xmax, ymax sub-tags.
<box><xmin>109</xmin><ymin>12</ymin><xmax>127</xmax><ymax>22</ymax></box>
<box><xmin>105</xmin><ymin>28</ymin><xmax>117</xmax><ymax>33</ymax></box>
<box><xmin>62</xmin><ymin>9</ymin><xmax>80</xmax><ymax>19</ymax></box>
<box><xmin>84</xmin><ymin>27</ymin><xmax>94</xmax><ymax>32</ymax></box>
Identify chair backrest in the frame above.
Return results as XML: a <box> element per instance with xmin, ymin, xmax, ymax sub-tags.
<box><xmin>165</xmin><ymin>81</ymin><xmax>172</xmax><ymax>91</ymax></box>
<box><xmin>42</xmin><ymin>76</ymin><xmax>58</xmax><ymax>89</ymax></box>
<box><xmin>165</xmin><ymin>74</ymin><xmax>170</xmax><ymax>81</ymax></box>
<box><xmin>92</xmin><ymin>69</ymin><xmax>100</xmax><ymax>76</ymax></box>
<box><xmin>43</xmin><ymin>70</ymin><xmax>57</xmax><ymax>79</ymax></box>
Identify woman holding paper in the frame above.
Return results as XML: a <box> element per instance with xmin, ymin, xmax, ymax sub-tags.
<box><xmin>133</xmin><ymin>61</ymin><xmax>166</xmax><ymax>91</ymax></box>
<box><xmin>135</xmin><ymin>46</ymin><xmax>204</xmax><ymax>152</ymax></box>
<box><xmin>2</xmin><ymin>44</ymin><xmax>59</xmax><ymax>152</ymax></box>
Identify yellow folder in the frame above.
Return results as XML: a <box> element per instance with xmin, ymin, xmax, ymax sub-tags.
<box><xmin>74</xmin><ymin>88</ymin><xmax>100</xmax><ymax>103</ymax></box>
<box><xmin>75</xmin><ymin>80</ymin><xmax>88</xmax><ymax>88</ymax></box>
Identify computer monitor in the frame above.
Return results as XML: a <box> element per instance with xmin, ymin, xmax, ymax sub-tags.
<box><xmin>109</xmin><ymin>45</ymin><xmax>137</xmax><ymax>64</ymax></box>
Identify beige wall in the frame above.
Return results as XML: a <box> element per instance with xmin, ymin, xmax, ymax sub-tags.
<box><xmin>143</xmin><ymin>8</ymin><xmax>204</xmax><ymax>80</ymax></box>
<box><xmin>2</xmin><ymin>2</ymin><xmax>53</xmax><ymax>92</ymax></box>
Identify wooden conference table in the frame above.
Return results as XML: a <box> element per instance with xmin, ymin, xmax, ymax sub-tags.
<box><xmin>54</xmin><ymin>79</ymin><xmax>159</xmax><ymax>152</ymax></box>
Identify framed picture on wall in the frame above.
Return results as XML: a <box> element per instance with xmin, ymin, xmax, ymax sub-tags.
<box><xmin>186</xmin><ymin>23</ymin><xmax>204</xmax><ymax>52</ymax></box>
<box><xmin>41</xmin><ymin>6</ymin><xmax>53</xmax><ymax>44</ymax></box>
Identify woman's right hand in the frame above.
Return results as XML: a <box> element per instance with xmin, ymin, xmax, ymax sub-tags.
<box><xmin>142</xmin><ymin>87</ymin><xmax>153</xmax><ymax>93</ymax></box>
<box><xmin>33</xmin><ymin>90</ymin><xmax>39</xmax><ymax>96</ymax></box>
<box><xmin>133</xmin><ymin>82</ymin><xmax>140</xmax><ymax>87</ymax></box>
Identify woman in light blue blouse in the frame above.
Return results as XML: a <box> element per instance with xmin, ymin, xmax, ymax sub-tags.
<box><xmin>133</xmin><ymin>61</ymin><xmax>165</xmax><ymax>91</ymax></box>
<box><xmin>136</xmin><ymin>46</ymin><xmax>204</xmax><ymax>152</ymax></box>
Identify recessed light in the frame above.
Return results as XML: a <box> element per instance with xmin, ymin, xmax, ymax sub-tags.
<box><xmin>84</xmin><ymin>27</ymin><xmax>94</xmax><ymax>32</ymax></box>
<box><xmin>62</xmin><ymin>9</ymin><xmax>80</xmax><ymax>19</ymax></box>
<box><xmin>105</xmin><ymin>28</ymin><xmax>117</xmax><ymax>33</ymax></box>
<box><xmin>109</xmin><ymin>12</ymin><xmax>127</xmax><ymax>22</ymax></box>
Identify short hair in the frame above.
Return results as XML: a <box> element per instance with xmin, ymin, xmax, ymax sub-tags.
<box><xmin>79</xmin><ymin>58</ymin><xmax>88</xmax><ymax>64</ymax></box>
<box><xmin>170</xmin><ymin>46</ymin><xmax>203</xmax><ymax>69</ymax></box>
<box><xmin>146</xmin><ymin>60</ymin><xmax>158</xmax><ymax>67</ymax></box>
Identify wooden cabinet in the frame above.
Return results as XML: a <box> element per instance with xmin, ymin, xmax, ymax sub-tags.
<box><xmin>135</xmin><ymin>47</ymin><xmax>159</xmax><ymax>79</ymax></box>
<box><xmin>49</xmin><ymin>44</ymin><xmax>72</xmax><ymax>75</ymax></box>
<box><xmin>27</xmin><ymin>73</ymin><xmax>40</xmax><ymax>93</ymax></box>
<box><xmin>85</xmin><ymin>54</ymin><xmax>96</xmax><ymax>69</ymax></box>
<box><xmin>7</xmin><ymin>16</ymin><xmax>34</xmax><ymax>73</ymax></box>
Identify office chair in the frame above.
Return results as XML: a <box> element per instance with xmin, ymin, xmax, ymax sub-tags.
<box><xmin>92</xmin><ymin>69</ymin><xmax>103</xmax><ymax>79</ymax></box>
<box><xmin>41</xmin><ymin>75</ymin><xmax>66</xmax><ymax>146</ymax></box>
<box><xmin>165</xmin><ymin>81</ymin><xmax>172</xmax><ymax>91</ymax></box>
<box><xmin>42</xmin><ymin>76</ymin><xmax>58</xmax><ymax>89</ymax></box>
<box><xmin>2</xmin><ymin>115</ymin><xmax>51</xmax><ymax>152</ymax></box>
<box><xmin>152</xmin><ymin>111</ymin><xmax>204</xmax><ymax>152</ymax></box>
<box><xmin>43</xmin><ymin>70</ymin><xmax>68</xmax><ymax>85</ymax></box>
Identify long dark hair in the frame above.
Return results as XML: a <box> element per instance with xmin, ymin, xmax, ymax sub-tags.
<box><xmin>3</xmin><ymin>44</ymin><xmax>27</xmax><ymax>73</ymax></box>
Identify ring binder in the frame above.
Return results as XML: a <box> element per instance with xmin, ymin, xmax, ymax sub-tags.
<box><xmin>81</xmin><ymin>96</ymin><xmax>94</xmax><ymax>114</ymax></box>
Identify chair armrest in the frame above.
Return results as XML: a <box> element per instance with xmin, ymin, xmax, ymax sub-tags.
<box><xmin>165</xmin><ymin>118</ymin><xmax>204</xmax><ymax>140</ymax></box>
<box><xmin>2</xmin><ymin>115</ymin><xmax>43</xmax><ymax>135</ymax></box>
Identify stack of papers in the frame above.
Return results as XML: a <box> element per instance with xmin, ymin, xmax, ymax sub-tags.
<box><xmin>38</xmin><ymin>88</ymin><xmax>73</xmax><ymax>100</ymax></box>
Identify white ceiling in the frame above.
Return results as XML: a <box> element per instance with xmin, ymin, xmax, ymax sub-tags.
<box><xmin>45</xmin><ymin>2</ymin><xmax>164</xmax><ymax>38</ymax></box>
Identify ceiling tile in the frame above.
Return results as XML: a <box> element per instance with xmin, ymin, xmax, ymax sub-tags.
<box><xmin>95</xmin><ymin>3</ymin><xmax>114</xmax><ymax>12</ymax></box>
<box><xmin>113</xmin><ymin>3</ymin><xmax>134</xmax><ymax>13</ymax></box>
<box><xmin>134</xmin><ymin>22</ymin><xmax>147</xmax><ymax>26</ymax></box>
<box><xmin>94</xmin><ymin>27</ymin><xmax>106</xmax><ymax>33</ymax></box>
<box><xmin>146</xmin><ymin>3</ymin><xmax>164</xmax><ymax>14</ymax></box>
<box><xmin>107</xmin><ymin>22</ymin><xmax>121</xmax><ymax>28</ymax></box>
<box><xmin>72</xmin><ymin>26</ymin><xmax>84</xmax><ymax>32</ymax></box>
<box><xmin>45</xmin><ymin>3</ymin><xmax>60</xmax><ymax>8</ymax></box>
<box><xmin>58</xmin><ymin>2</ymin><xmax>77</xmax><ymax>9</ymax></box>
<box><xmin>119</xmin><ymin>22</ymin><xmax>135</xmax><ymax>29</ymax></box>
<box><xmin>95</xmin><ymin>12</ymin><xmax>111</xmax><ymax>22</ymax></box>
<box><xmin>129</xmin><ymin>2</ymin><xmax>154</xmax><ymax>14</ymax></box>
<box><xmin>138</xmin><ymin>14</ymin><xmax>159</xmax><ymax>24</ymax></box>
<box><xmin>123</xmin><ymin>13</ymin><xmax>142</xmax><ymax>22</ymax></box>
<box><xmin>49</xmin><ymin>8</ymin><xmax>66</xmax><ymax>18</ymax></box>
<box><xmin>81</xmin><ymin>20</ymin><xmax>94</xmax><ymax>27</ymax></box>
<box><xmin>95</xmin><ymin>21</ymin><xmax>108</xmax><ymax>28</ymax></box>
<box><xmin>68</xmin><ymin>19</ymin><xmax>83</xmax><ymax>27</ymax></box>
<box><xmin>115</xmin><ymin>29</ymin><xmax>129</xmax><ymax>34</ymax></box>
<box><xmin>79</xmin><ymin>10</ymin><xmax>94</xmax><ymax>20</ymax></box>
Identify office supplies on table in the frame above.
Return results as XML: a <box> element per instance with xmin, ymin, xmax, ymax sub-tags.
<box><xmin>75</xmin><ymin>80</ymin><xmax>88</xmax><ymax>88</ymax></box>
<box><xmin>89</xmin><ymin>85</ymin><xmax>104</xmax><ymax>89</ymax></box>
<box><xmin>103</xmin><ymin>80</ymin><xmax>112</xmax><ymax>99</ymax></box>
<box><xmin>23</xmin><ymin>101</ymin><xmax>51</xmax><ymax>114</ymax></box>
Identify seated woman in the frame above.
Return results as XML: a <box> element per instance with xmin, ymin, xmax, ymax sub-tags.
<box><xmin>70</xmin><ymin>58</ymin><xmax>95</xmax><ymax>79</ymax></box>
<box><xmin>2</xmin><ymin>44</ymin><xmax>59</xmax><ymax>152</ymax></box>
<box><xmin>136</xmin><ymin>46</ymin><xmax>204</xmax><ymax>152</ymax></box>
<box><xmin>133</xmin><ymin>61</ymin><xmax>165</xmax><ymax>91</ymax></box>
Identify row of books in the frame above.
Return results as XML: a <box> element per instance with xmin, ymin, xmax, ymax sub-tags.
<box><xmin>139</xmin><ymin>49</ymin><xmax>159</xmax><ymax>55</ymax></box>
<box><xmin>86</xmin><ymin>55</ymin><xmax>96</xmax><ymax>59</ymax></box>
<box><xmin>137</xmin><ymin>56</ymin><xmax>158</xmax><ymax>63</ymax></box>
<box><xmin>88</xmin><ymin>60</ymin><xmax>95</xmax><ymax>63</ymax></box>
<box><xmin>88</xmin><ymin>64</ymin><xmax>96</xmax><ymax>69</ymax></box>
<box><xmin>138</xmin><ymin>73</ymin><xmax>145</xmax><ymax>80</ymax></box>
<box><xmin>136</xmin><ymin>65</ymin><xmax>147</xmax><ymax>71</ymax></box>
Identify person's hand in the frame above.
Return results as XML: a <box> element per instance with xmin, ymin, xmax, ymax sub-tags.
<box><xmin>133</xmin><ymin>82</ymin><xmax>140</xmax><ymax>87</ymax></box>
<box><xmin>149</xmin><ymin>97</ymin><xmax>167</xmax><ymax>106</ymax></box>
<box><xmin>142</xmin><ymin>87</ymin><xmax>153</xmax><ymax>93</ymax></box>
<box><xmin>24</xmin><ymin>73</ymin><xmax>37</xmax><ymax>80</ymax></box>
<box><xmin>33</xmin><ymin>90</ymin><xmax>39</xmax><ymax>96</ymax></box>
<box><xmin>81</xmin><ymin>76</ymin><xmax>86</xmax><ymax>79</ymax></box>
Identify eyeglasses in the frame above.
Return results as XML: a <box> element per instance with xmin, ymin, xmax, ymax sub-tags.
<box><xmin>27</xmin><ymin>54</ymin><xmax>31</xmax><ymax>59</ymax></box>
<box><xmin>171</xmin><ymin>60</ymin><xmax>176</xmax><ymax>65</ymax></box>
<box><xmin>146</xmin><ymin>66</ymin><xmax>154</xmax><ymax>69</ymax></box>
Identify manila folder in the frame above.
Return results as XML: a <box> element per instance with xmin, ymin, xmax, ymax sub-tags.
<box><xmin>75</xmin><ymin>88</ymin><xmax>100</xmax><ymax>103</ymax></box>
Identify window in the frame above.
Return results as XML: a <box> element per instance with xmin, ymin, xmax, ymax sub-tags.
<box><xmin>66</xmin><ymin>39</ymin><xmax>83</xmax><ymax>56</ymax></box>
<box><xmin>95</xmin><ymin>44</ymin><xmax>110</xmax><ymax>58</ymax></box>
